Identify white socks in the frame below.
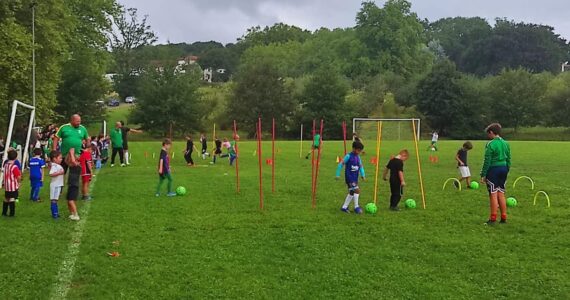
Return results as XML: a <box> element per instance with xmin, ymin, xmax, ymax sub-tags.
<box><xmin>342</xmin><ymin>193</ymin><xmax>361</xmax><ymax>209</ymax></box>
<box><xmin>125</xmin><ymin>150</ymin><xmax>130</xmax><ymax>164</ymax></box>
<box><xmin>342</xmin><ymin>194</ymin><xmax>353</xmax><ymax>209</ymax></box>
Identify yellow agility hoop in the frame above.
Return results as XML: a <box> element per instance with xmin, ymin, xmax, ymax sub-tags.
<box><xmin>533</xmin><ymin>191</ymin><xmax>551</xmax><ymax>208</ymax></box>
<box><xmin>442</xmin><ymin>178</ymin><xmax>461</xmax><ymax>191</ymax></box>
<box><xmin>513</xmin><ymin>176</ymin><xmax>535</xmax><ymax>190</ymax></box>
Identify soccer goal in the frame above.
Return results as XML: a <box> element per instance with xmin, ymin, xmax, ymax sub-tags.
<box><xmin>352</xmin><ymin>118</ymin><xmax>426</xmax><ymax>209</ymax></box>
<box><xmin>2</xmin><ymin>100</ymin><xmax>36</xmax><ymax>170</ymax></box>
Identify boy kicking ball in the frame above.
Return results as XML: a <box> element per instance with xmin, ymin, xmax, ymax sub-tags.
<box><xmin>336</xmin><ymin>141</ymin><xmax>366</xmax><ymax>214</ymax></box>
<box><xmin>455</xmin><ymin>141</ymin><xmax>473</xmax><ymax>189</ymax></box>
<box><xmin>156</xmin><ymin>139</ymin><xmax>176</xmax><ymax>197</ymax></box>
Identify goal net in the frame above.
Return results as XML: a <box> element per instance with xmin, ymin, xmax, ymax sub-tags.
<box><xmin>351</xmin><ymin>118</ymin><xmax>426</xmax><ymax>209</ymax></box>
<box><xmin>2</xmin><ymin>100</ymin><xmax>36</xmax><ymax>174</ymax></box>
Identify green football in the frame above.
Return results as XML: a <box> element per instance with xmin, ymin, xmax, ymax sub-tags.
<box><xmin>405</xmin><ymin>199</ymin><xmax>416</xmax><ymax>209</ymax></box>
<box><xmin>470</xmin><ymin>181</ymin><xmax>480</xmax><ymax>190</ymax></box>
<box><xmin>176</xmin><ymin>186</ymin><xmax>187</xmax><ymax>196</ymax></box>
<box><xmin>507</xmin><ymin>197</ymin><xmax>517</xmax><ymax>207</ymax></box>
<box><xmin>365</xmin><ymin>203</ymin><xmax>378</xmax><ymax>214</ymax></box>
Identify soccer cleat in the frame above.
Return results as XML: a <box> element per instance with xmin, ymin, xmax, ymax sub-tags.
<box><xmin>341</xmin><ymin>207</ymin><xmax>350</xmax><ymax>213</ymax></box>
<box><xmin>126</xmin><ymin>162</ymin><xmax>131</xmax><ymax>166</ymax></box>
<box><xmin>390</xmin><ymin>206</ymin><xmax>401</xmax><ymax>211</ymax></box>
<box><xmin>155</xmin><ymin>193</ymin><xmax>160</xmax><ymax>197</ymax></box>
<box><xmin>484</xmin><ymin>220</ymin><xmax>496</xmax><ymax>226</ymax></box>
<box><xmin>69</xmin><ymin>214</ymin><xmax>80</xmax><ymax>221</ymax></box>
<box><xmin>121</xmin><ymin>164</ymin><xmax>126</xmax><ymax>167</ymax></box>
<box><xmin>167</xmin><ymin>192</ymin><xmax>177</xmax><ymax>197</ymax></box>
<box><xmin>82</xmin><ymin>196</ymin><xmax>92</xmax><ymax>201</ymax></box>
<box><xmin>453</xmin><ymin>181</ymin><xmax>460</xmax><ymax>189</ymax></box>
<box><xmin>500</xmin><ymin>219</ymin><xmax>507</xmax><ymax>224</ymax></box>
<box><xmin>354</xmin><ymin>207</ymin><xmax>363</xmax><ymax>214</ymax></box>
<box><xmin>111</xmin><ymin>164</ymin><xmax>115</xmax><ymax>167</ymax></box>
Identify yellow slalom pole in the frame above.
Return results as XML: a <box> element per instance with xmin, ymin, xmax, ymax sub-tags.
<box><xmin>412</xmin><ymin>120</ymin><xmax>426</xmax><ymax>209</ymax></box>
<box><xmin>212</xmin><ymin>123</ymin><xmax>216</xmax><ymax>149</ymax></box>
<box><xmin>299</xmin><ymin>124</ymin><xmax>303</xmax><ymax>158</ymax></box>
<box><xmin>373</xmin><ymin>121</ymin><xmax>383</xmax><ymax>204</ymax></box>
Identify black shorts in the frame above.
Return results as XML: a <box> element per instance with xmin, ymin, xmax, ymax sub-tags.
<box><xmin>67</xmin><ymin>166</ymin><xmax>81</xmax><ymax>200</ymax></box>
<box><xmin>214</xmin><ymin>148</ymin><xmax>222</xmax><ymax>155</ymax></box>
<box><xmin>486</xmin><ymin>166</ymin><xmax>509</xmax><ymax>194</ymax></box>
<box><xmin>123</xmin><ymin>142</ymin><xmax>129</xmax><ymax>151</ymax></box>
<box><xmin>5</xmin><ymin>190</ymin><xmax>18</xmax><ymax>199</ymax></box>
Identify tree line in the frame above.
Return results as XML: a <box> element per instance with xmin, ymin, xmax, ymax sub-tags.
<box><xmin>2</xmin><ymin>0</ymin><xmax>569</xmax><ymax>139</ymax></box>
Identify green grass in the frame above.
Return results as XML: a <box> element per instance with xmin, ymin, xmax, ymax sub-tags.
<box><xmin>1</xmin><ymin>140</ymin><xmax>569</xmax><ymax>299</ymax></box>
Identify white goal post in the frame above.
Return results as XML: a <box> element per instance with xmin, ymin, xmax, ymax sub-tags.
<box><xmin>2</xmin><ymin>100</ymin><xmax>36</xmax><ymax>169</ymax></box>
<box><xmin>352</xmin><ymin>118</ymin><xmax>421</xmax><ymax>141</ymax></box>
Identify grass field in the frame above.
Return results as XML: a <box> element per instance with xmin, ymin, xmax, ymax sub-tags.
<box><xmin>1</xmin><ymin>139</ymin><xmax>569</xmax><ymax>299</ymax></box>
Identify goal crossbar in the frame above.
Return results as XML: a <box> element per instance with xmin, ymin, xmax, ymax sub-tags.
<box><xmin>352</xmin><ymin>118</ymin><xmax>421</xmax><ymax>141</ymax></box>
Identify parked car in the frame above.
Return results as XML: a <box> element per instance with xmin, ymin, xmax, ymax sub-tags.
<box><xmin>125</xmin><ymin>96</ymin><xmax>136</xmax><ymax>103</ymax></box>
<box><xmin>108</xmin><ymin>99</ymin><xmax>120</xmax><ymax>107</ymax></box>
<box><xmin>95</xmin><ymin>100</ymin><xmax>105</xmax><ymax>107</ymax></box>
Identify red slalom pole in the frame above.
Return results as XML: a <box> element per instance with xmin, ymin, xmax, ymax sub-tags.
<box><xmin>257</xmin><ymin>118</ymin><xmax>264</xmax><ymax>210</ymax></box>
<box><xmin>342</xmin><ymin>121</ymin><xmax>347</xmax><ymax>156</ymax></box>
<box><xmin>233</xmin><ymin>120</ymin><xmax>240</xmax><ymax>193</ymax></box>
<box><xmin>310</xmin><ymin>120</ymin><xmax>316</xmax><ymax>200</ymax></box>
<box><xmin>272</xmin><ymin>118</ymin><xmax>276</xmax><ymax>193</ymax></box>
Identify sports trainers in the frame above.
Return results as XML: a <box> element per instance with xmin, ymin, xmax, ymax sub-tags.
<box><xmin>341</xmin><ymin>207</ymin><xmax>350</xmax><ymax>213</ymax></box>
<box><xmin>82</xmin><ymin>196</ymin><xmax>92</xmax><ymax>201</ymax></box>
<box><xmin>500</xmin><ymin>219</ymin><xmax>507</xmax><ymax>224</ymax></box>
<box><xmin>167</xmin><ymin>192</ymin><xmax>177</xmax><ymax>197</ymax></box>
<box><xmin>453</xmin><ymin>181</ymin><xmax>460</xmax><ymax>189</ymax></box>
<box><xmin>155</xmin><ymin>193</ymin><xmax>160</xmax><ymax>197</ymax></box>
<box><xmin>69</xmin><ymin>214</ymin><xmax>80</xmax><ymax>221</ymax></box>
<box><xmin>484</xmin><ymin>220</ymin><xmax>496</xmax><ymax>226</ymax></box>
<box><xmin>121</xmin><ymin>164</ymin><xmax>126</xmax><ymax>167</ymax></box>
<box><xmin>390</xmin><ymin>206</ymin><xmax>401</xmax><ymax>211</ymax></box>
<box><xmin>354</xmin><ymin>207</ymin><xmax>363</xmax><ymax>214</ymax></box>
<box><xmin>111</xmin><ymin>164</ymin><xmax>115</xmax><ymax>167</ymax></box>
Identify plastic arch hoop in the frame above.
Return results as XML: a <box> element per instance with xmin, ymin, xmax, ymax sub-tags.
<box><xmin>533</xmin><ymin>191</ymin><xmax>551</xmax><ymax>208</ymax></box>
<box><xmin>442</xmin><ymin>178</ymin><xmax>461</xmax><ymax>191</ymax></box>
<box><xmin>513</xmin><ymin>176</ymin><xmax>535</xmax><ymax>190</ymax></box>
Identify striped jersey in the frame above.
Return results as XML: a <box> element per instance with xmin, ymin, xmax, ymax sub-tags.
<box><xmin>3</xmin><ymin>161</ymin><xmax>21</xmax><ymax>192</ymax></box>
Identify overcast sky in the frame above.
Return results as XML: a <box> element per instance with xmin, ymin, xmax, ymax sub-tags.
<box><xmin>118</xmin><ymin>0</ymin><xmax>570</xmax><ymax>44</ymax></box>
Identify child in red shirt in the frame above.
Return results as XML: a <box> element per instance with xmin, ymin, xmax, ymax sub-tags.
<box><xmin>3</xmin><ymin>150</ymin><xmax>22</xmax><ymax>217</ymax></box>
<box><xmin>79</xmin><ymin>145</ymin><xmax>93</xmax><ymax>201</ymax></box>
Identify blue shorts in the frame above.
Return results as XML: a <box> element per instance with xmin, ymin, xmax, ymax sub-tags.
<box><xmin>486</xmin><ymin>166</ymin><xmax>509</xmax><ymax>194</ymax></box>
<box><xmin>346</xmin><ymin>182</ymin><xmax>359</xmax><ymax>192</ymax></box>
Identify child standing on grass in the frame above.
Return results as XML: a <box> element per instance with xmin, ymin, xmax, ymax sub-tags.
<box><xmin>211</xmin><ymin>137</ymin><xmax>222</xmax><ymax>164</ymax></box>
<box><xmin>383</xmin><ymin>150</ymin><xmax>409</xmax><ymax>211</ymax></box>
<box><xmin>29</xmin><ymin>148</ymin><xmax>46</xmax><ymax>202</ymax></box>
<box><xmin>336</xmin><ymin>141</ymin><xmax>366</xmax><ymax>214</ymax></box>
<box><xmin>481</xmin><ymin>123</ymin><xmax>511</xmax><ymax>225</ymax></box>
<box><xmin>49</xmin><ymin>150</ymin><xmax>65</xmax><ymax>219</ymax></box>
<box><xmin>200</xmin><ymin>134</ymin><xmax>209</xmax><ymax>160</ymax></box>
<box><xmin>184</xmin><ymin>135</ymin><xmax>198</xmax><ymax>166</ymax></box>
<box><xmin>99</xmin><ymin>134</ymin><xmax>109</xmax><ymax>165</ymax></box>
<box><xmin>156</xmin><ymin>139</ymin><xmax>176</xmax><ymax>197</ymax></box>
<box><xmin>2</xmin><ymin>150</ymin><xmax>21</xmax><ymax>217</ymax></box>
<box><xmin>455</xmin><ymin>141</ymin><xmax>473</xmax><ymax>189</ymax></box>
<box><xmin>79</xmin><ymin>145</ymin><xmax>93</xmax><ymax>200</ymax></box>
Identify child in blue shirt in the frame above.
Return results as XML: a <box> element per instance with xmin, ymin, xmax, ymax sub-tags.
<box><xmin>336</xmin><ymin>141</ymin><xmax>366</xmax><ymax>214</ymax></box>
<box><xmin>29</xmin><ymin>148</ymin><xmax>45</xmax><ymax>201</ymax></box>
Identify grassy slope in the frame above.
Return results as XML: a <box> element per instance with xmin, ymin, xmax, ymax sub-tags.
<box><xmin>1</xmin><ymin>140</ymin><xmax>569</xmax><ymax>299</ymax></box>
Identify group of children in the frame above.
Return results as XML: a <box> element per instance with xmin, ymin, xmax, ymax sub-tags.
<box><xmin>184</xmin><ymin>134</ymin><xmax>238</xmax><ymax>167</ymax></box>
<box><xmin>336</xmin><ymin>123</ymin><xmax>511</xmax><ymax>225</ymax></box>
<box><xmin>1</xmin><ymin>131</ymin><xmax>115</xmax><ymax>218</ymax></box>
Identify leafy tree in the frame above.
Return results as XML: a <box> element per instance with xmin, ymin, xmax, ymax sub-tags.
<box><xmin>130</xmin><ymin>65</ymin><xmax>202</xmax><ymax>136</ymax></box>
<box><xmin>416</xmin><ymin>59</ymin><xmax>480</xmax><ymax>136</ymax></box>
<box><xmin>109</xmin><ymin>6</ymin><xmax>157</xmax><ymax>99</ymax></box>
<box><xmin>229</xmin><ymin>59</ymin><xmax>295</xmax><ymax>136</ymax></box>
<box><xmin>487</xmin><ymin>68</ymin><xmax>549</xmax><ymax>131</ymax></box>
<box><xmin>356</xmin><ymin>0</ymin><xmax>429</xmax><ymax>77</ymax></box>
<box><xmin>56</xmin><ymin>0</ymin><xmax>116</xmax><ymax>123</ymax></box>
<box><xmin>238</xmin><ymin>23</ymin><xmax>312</xmax><ymax>47</ymax></box>
<box><xmin>543</xmin><ymin>72</ymin><xmax>570</xmax><ymax>127</ymax></box>
<box><xmin>298</xmin><ymin>66</ymin><xmax>349</xmax><ymax>139</ymax></box>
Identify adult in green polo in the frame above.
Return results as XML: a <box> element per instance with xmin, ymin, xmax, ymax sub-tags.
<box><xmin>110</xmin><ymin>122</ymin><xmax>125</xmax><ymax>167</ymax></box>
<box><xmin>53</xmin><ymin>114</ymin><xmax>88</xmax><ymax>222</ymax></box>
<box><xmin>54</xmin><ymin>114</ymin><xmax>89</xmax><ymax>158</ymax></box>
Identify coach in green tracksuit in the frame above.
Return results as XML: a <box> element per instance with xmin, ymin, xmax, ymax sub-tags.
<box><xmin>480</xmin><ymin>123</ymin><xmax>511</xmax><ymax>225</ymax></box>
<box><xmin>110</xmin><ymin>122</ymin><xmax>125</xmax><ymax>167</ymax></box>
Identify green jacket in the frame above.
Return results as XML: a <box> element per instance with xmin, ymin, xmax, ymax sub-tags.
<box><xmin>481</xmin><ymin>137</ymin><xmax>511</xmax><ymax>177</ymax></box>
<box><xmin>110</xmin><ymin>128</ymin><xmax>123</xmax><ymax>148</ymax></box>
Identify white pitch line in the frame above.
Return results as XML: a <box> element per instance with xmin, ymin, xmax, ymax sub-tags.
<box><xmin>50</xmin><ymin>169</ymin><xmax>100</xmax><ymax>300</ymax></box>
